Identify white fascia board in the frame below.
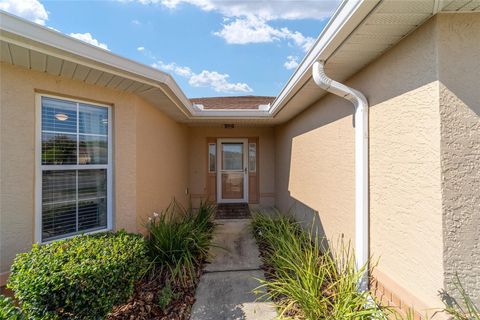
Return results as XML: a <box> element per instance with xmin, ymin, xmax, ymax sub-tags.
<box><xmin>268</xmin><ymin>0</ymin><xmax>379</xmax><ymax>117</ymax></box>
<box><xmin>190</xmin><ymin>109</ymin><xmax>271</xmax><ymax>118</ymax></box>
<box><xmin>0</xmin><ymin>11</ymin><xmax>193</xmax><ymax>114</ymax></box>
<box><xmin>191</xmin><ymin>103</ymin><xmax>271</xmax><ymax>118</ymax></box>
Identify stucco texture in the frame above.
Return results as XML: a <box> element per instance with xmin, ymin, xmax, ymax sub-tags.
<box><xmin>187</xmin><ymin>126</ymin><xmax>275</xmax><ymax>207</ymax></box>
<box><xmin>0</xmin><ymin>63</ymin><xmax>189</xmax><ymax>276</ymax></box>
<box><xmin>274</xmin><ymin>94</ymin><xmax>355</xmax><ymax>245</ymax></box>
<box><xmin>438</xmin><ymin>13</ymin><xmax>480</xmax><ymax>305</ymax></box>
<box><xmin>275</xmin><ymin>16</ymin><xmax>445</xmax><ymax>312</ymax></box>
<box><xmin>135</xmin><ymin>97</ymin><xmax>189</xmax><ymax>232</ymax></box>
<box><xmin>363</xmin><ymin>18</ymin><xmax>444</xmax><ymax>311</ymax></box>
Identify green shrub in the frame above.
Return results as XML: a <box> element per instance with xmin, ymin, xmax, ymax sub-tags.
<box><xmin>8</xmin><ymin>231</ymin><xmax>148</xmax><ymax>320</ymax></box>
<box><xmin>252</xmin><ymin>212</ymin><xmax>382</xmax><ymax>320</ymax></box>
<box><xmin>156</xmin><ymin>282</ymin><xmax>179</xmax><ymax>310</ymax></box>
<box><xmin>0</xmin><ymin>295</ymin><xmax>26</xmax><ymax>320</ymax></box>
<box><xmin>146</xmin><ymin>199</ymin><xmax>216</xmax><ymax>283</ymax></box>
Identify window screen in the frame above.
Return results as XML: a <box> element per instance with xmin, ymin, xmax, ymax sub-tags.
<box><xmin>40</xmin><ymin>96</ymin><xmax>110</xmax><ymax>241</ymax></box>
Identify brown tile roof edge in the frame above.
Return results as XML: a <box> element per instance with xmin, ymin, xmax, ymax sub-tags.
<box><xmin>190</xmin><ymin>96</ymin><xmax>276</xmax><ymax>110</ymax></box>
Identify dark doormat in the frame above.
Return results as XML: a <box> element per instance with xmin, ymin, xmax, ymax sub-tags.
<box><xmin>216</xmin><ymin>203</ymin><xmax>250</xmax><ymax>219</ymax></box>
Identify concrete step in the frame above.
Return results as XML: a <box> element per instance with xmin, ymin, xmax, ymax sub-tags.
<box><xmin>216</xmin><ymin>203</ymin><xmax>250</xmax><ymax>219</ymax></box>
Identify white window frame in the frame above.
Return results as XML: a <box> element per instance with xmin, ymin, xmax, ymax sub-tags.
<box><xmin>35</xmin><ymin>93</ymin><xmax>113</xmax><ymax>243</ymax></box>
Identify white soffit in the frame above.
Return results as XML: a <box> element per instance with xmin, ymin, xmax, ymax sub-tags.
<box><xmin>442</xmin><ymin>0</ymin><xmax>480</xmax><ymax>11</ymax></box>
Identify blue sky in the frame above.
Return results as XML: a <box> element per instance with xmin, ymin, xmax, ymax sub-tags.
<box><xmin>0</xmin><ymin>0</ymin><xmax>340</xmax><ymax>98</ymax></box>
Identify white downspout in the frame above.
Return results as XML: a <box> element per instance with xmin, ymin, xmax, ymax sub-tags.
<box><xmin>312</xmin><ymin>61</ymin><xmax>369</xmax><ymax>291</ymax></box>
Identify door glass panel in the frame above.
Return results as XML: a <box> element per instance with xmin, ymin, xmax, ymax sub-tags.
<box><xmin>221</xmin><ymin>172</ymin><xmax>244</xmax><ymax>199</ymax></box>
<box><xmin>222</xmin><ymin>143</ymin><xmax>243</xmax><ymax>170</ymax></box>
<box><xmin>220</xmin><ymin>142</ymin><xmax>245</xmax><ymax>200</ymax></box>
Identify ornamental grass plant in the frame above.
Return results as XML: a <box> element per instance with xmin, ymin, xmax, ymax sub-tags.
<box><xmin>252</xmin><ymin>212</ymin><xmax>382</xmax><ymax>320</ymax></box>
<box><xmin>146</xmin><ymin>199</ymin><xmax>216</xmax><ymax>284</ymax></box>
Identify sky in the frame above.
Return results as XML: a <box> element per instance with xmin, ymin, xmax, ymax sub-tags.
<box><xmin>0</xmin><ymin>0</ymin><xmax>341</xmax><ymax>98</ymax></box>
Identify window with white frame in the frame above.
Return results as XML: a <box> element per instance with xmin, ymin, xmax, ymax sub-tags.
<box><xmin>38</xmin><ymin>95</ymin><xmax>112</xmax><ymax>242</ymax></box>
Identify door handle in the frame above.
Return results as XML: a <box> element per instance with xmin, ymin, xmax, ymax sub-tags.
<box><xmin>244</xmin><ymin>167</ymin><xmax>247</xmax><ymax>174</ymax></box>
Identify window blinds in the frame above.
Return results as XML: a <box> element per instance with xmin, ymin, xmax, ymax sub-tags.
<box><xmin>40</xmin><ymin>96</ymin><xmax>110</xmax><ymax>241</ymax></box>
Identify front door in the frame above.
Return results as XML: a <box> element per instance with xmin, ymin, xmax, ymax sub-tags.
<box><xmin>217</xmin><ymin>138</ymin><xmax>248</xmax><ymax>203</ymax></box>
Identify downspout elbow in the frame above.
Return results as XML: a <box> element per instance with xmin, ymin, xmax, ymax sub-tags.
<box><xmin>312</xmin><ymin>61</ymin><xmax>368</xmax><ymax>114</ymax></box>
<box><xmin>312</xmin><ymin>61</ymin><xmax>370</xmax><ymax>292</ymax></box>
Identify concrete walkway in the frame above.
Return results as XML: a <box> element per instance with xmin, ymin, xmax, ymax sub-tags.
<box><xmin>190</xmin><ymin>219</ymin><xmax>277</xmax><ymax>320</ymax></box>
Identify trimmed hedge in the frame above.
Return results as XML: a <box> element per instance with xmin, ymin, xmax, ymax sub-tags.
<box><xmin>0</xmin><ymin>295</ymin><xmax>26</xmax><ymax>320</ymax></box>
<box><xmin>8</xmin><ymin>231</ymin><xmax>148</xmax><ymax>319</ymax></box>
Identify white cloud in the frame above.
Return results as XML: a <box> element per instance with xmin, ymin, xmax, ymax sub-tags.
<box><xmin>284</xmin><ymin>56</ymin><xmax>299</xmax><ymax>70</ymax></box>
<box><xmin>213</xmin><ymin>16</ymin><xmax>279</xmax><ymax>44</ymax></box>
<box><xmin>0</xmin><ymin>0</ymin><xmax>48</xmax><ymax>25</ymax></box>
<box><xmin>69</xmin><ymin>32</ymin><xmax>110</xmax><ymax>50</ymax></box>
<box><xmin>189</xmin><ymin>70</ymin><xmax>252</xmax><ymax>93</ymax></box>
<box><xmin>0</xmin><ymin>1</ymin><xmax>113</xmax><ymax>52</ymax></box>
<box><xmin>174</xmin><ymin>65</ymin><xmax>194</xmax><ymax>77</ymax></box>
<box><xmin>151</xmin><ymin>61</ymin><xmax>194</xmax><ymax>78</ymax></box>
<box><xmin>128</xmin><ymin>0</ymin><xmax>338</xmax><ymax>21</ymax></box>
<box><xmin>131</xmin><ymin>19</ymin><xmax>141</xmax><ymax>25</ymax></box>
<box><xmin>282</xmin><ymin>28</ymin><xmax>316</xmax><ymax>52</ymax></box>
<box><xmin>145</xmin><ymin>48</ymin><xmax>252</xmax><ymax>93</ymax></box>
<box><xmin>137</xmin><ymin>46</ymin><xmax>145</xmax><ymax>52</ymax></box>
<box><xmin>120</xmin><ymin>0</ymin><xmax>337</xmax><ymax>51</ymax></box>
<box><xmin>214</xmin><ymin>16</ymin><xmax>315</xmax><ymax>52</ymax></box>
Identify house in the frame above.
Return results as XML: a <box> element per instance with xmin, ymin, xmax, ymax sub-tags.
<box><xmin>1</xmin><ymin>0</ymin><xmax>479</xmax><ymax>318</ymax></box>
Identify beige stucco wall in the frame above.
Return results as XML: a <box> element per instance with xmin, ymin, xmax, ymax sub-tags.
<box><xmin>437</xmin><ymin>13</ymin><xmax>480</xmax><ymax>305</ymax></box>
<box><xmin>135</xmin><ymin>97</ymin><xmax>189</xmax><ymax>231</ymax></box>
<box><xmin>275</xmin><ymin>16</ymin><xmax>445</xmax><ymax>312</ymax></box>
<box><xmin>365</xmin><ymin>17</ymin><xmax>444</xmax><ymax>312</ymax></box>
<box><xmin>188</xmin><ymin>126</ymin><xmax>275</xmax><ymax>207</ymax></box>
<box><xmin>275</xmin><ymin>95</ymin><xmax>356</xmax><ymax>244</ymax></box>
<box><xmin>0</xmin><ymin>63</ymin><xmax>189</xmax><ymax>278</ymax></box>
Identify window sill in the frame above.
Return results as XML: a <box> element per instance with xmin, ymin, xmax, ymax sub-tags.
<box><xmin>40</xmin><ymin>227</ymin><xmax>112</xmax><ymax>245</ymax></box>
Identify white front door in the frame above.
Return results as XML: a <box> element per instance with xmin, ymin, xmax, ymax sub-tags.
<box><xmin>216</xmin><ymin>138</ymin><xmax>248</xmax><ymax>203</ymax></box>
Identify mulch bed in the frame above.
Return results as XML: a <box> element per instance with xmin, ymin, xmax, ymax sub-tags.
<box><xmin>107</xmin><ymin>264</ymin><xmax>204</xmax><ymax>320</ymax></box>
